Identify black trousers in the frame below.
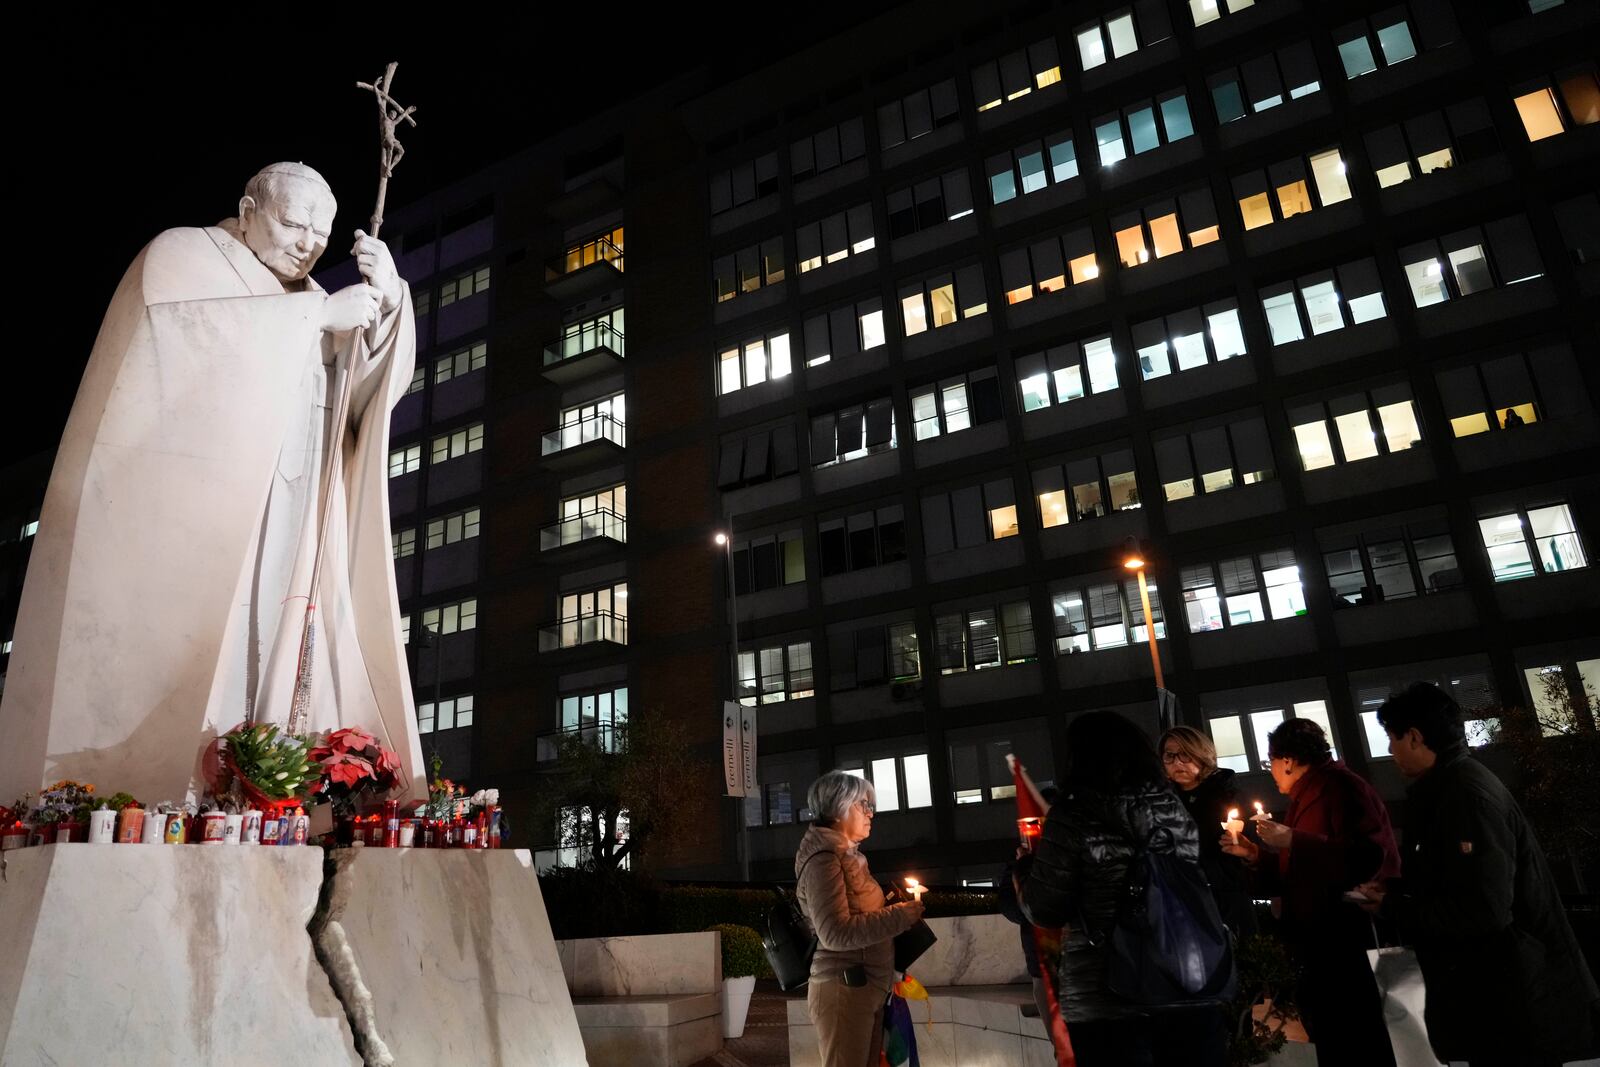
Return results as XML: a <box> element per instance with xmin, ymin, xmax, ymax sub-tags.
<box><xmin>1069</xmin><ymin>1005</ymin><xmax>1228</xmax><ymax>1067</ymax></box>
<box><xmin>1291</xmin><ymin>932</ymin><xmax>1396</xmax><ymax>1067</ymax></box>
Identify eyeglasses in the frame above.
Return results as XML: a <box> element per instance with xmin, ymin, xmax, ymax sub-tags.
<box><xmin>854</xmin><ymin>799</ymin><xmax>876</xmax><ymax>815</ymax></box>
<box><xmin>1161</xmin><ymin>751</ymin><xmax>1196</xmax><ymax>765</ymax></box>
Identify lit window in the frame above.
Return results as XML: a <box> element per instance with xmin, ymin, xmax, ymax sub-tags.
<box><xmin>430</xmin><ymin>423</ymin><xmax>485</xmax><ymax>464</ymax></box>
<box><xmin>899</xmin><ymin>265</ymin><xmax>987</xmax><ymax>336</ymax></box>
<box><xmin>717</xmin><ymin>331</ymin><xmax>793</xmax><ymax>395</ymax></box>
<box><xmin>802</xmin><ymin>297</ymin><xmax>886</xmax><ymax>367</ymax></box>
<box><xmin>392</xmin><ymin>528</ymin><xmax>416</xmax><ymax>559</ymax></box>
<box><xmin>1335</xmin><ymin>15</ymin><xmax>1418</xmax><ymax>79</ymax></box>
<box><xmin>1052</xmin><ymin>578</ymin><xmax>1165</xmax><ymax>652</ymax></box>
<box><xmin>887</xmin><ymin>171</ymin><xmax>974</xmax><ymax>239</ymax></box>
<box><xmin>737</xmin><ymin>641</ymin><xmax>816</xmax><ymax>705</ymax></box>
<box><xmin>812</xmin><ymin>399</ymin><xmax>897</xmax><ymax>468</ymax></box>
<box><xmin>1259</xmin><ymin>258</ymin><xmax>1387</xmax><ymax>345</ymax></box>
<box><xmin>1154</xmin><ymin>417</ymin><xmax>1274</xmax><ymax>502</ymax></box>
<box><xmin>1479</xmin><ymin>503</ymin><xmax>1587</xmax><ymax>582</ymax></box>
<box><xmin>1324</xmin><ymin>518</ymin><xmax>1462</xmax><ymax>606</ymax></box>
<box><xmin>972</xmin><ymin>39</ymin><xmax>1063</xmax><ymax>113</ymax></box>
<box><xmin>713</xmin><ymin>237</ymin><xmax>785</xmax><ymax>301</ymax></box>
<box><xmin>437</xmin><ymin>340</ymin><xmax>489</xmax><ymax>382</ymax></box>
<box><xmin>1181</xmin><ymin>549</ymin><xmax>1305</xmax><ymax>634</ymax></box>
<box><xmin>1290</xmin><ymin>387</ymin><xmax>1421</xmax><ymax>471</ymax></box>
<box><xmin>796</xmin><ymin>204</ymin><xmax>875</xmax><ymax>271</ymax></box>
<box><xmin>388</xmin><ymin>444</ymin><xmax>421</xmax><ymax>478</ymax></box>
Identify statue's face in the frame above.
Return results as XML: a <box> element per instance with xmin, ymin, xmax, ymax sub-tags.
<box><xmin>239</xmin><ymin>180</ymin><xmax>335</xmax><ymax>283</ymax></box>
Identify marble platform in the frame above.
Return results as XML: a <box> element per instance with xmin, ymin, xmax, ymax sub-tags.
<box><xmin>905</xmin><ymin>914</ymin><xmax>1032</xmax><ymax>986</ymax></box>
<box><xmin>557</xmin><ymin>932</ymin><xmax>724</xmax><ymax>1066</ymax></box>
<box><xmin>1</xmin><ymin>844</ymin><xmax>589</xmax><ymax>1067</ymax></box>
<box><xmin>318</xmin><ymin>848</ymin><xmax>588</xmax><ymax>1065</ymax></box>
<box><xmin>0</xmin><ymin>844</ymin><xmax>359</xmax><ymax>1067</ymax></box>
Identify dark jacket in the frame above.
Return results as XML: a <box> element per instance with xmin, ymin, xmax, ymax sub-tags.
<box><xmin>1251</xmin><ymin>760</ymin><xmax>1400</xmax><ymax>938</ymax></box>
<box><xmin>1174</xmin><ymin>768</ymin><xmax>1258</xmax><ymax>939</ymax></box>
<box><xmin>1384</xmin><ymin>747</ymin><xmax>1599</xmax><ymax>1062</ymax></box>
<box><xmin>1018</xmin><ymin>782</ymin><xmax>1199</xmax><ymax>1021</ymax></box>
<box><xmin>995</xmin><ymin>860</ymin><xmax>1039</xmax><ymax>977</ymax></box>
<box><xmin>794</xmin><ymin>824</ymin><xmax>920</xmax><ymax>994</ymax></box>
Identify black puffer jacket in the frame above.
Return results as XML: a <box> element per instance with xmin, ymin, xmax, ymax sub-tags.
<box><xmin>1019</xmin><ymin>783</ymin><xmax>1199</xmax><ymax>1021</ymax></box>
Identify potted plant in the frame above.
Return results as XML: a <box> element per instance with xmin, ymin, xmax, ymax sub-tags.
<box><xmin>708</xmin><ymin>923</ymin><xmax>765</xmax><ymax>1039</ymax></box>
<box><xmin>306</xmin><ymin>727</ymin><xmax>402</xmax><ymax>841</ymax></box>
<box><xmin>33</xmin><ymin>780</ymin><xmax>97</xmax><ymax>842</ymax></box>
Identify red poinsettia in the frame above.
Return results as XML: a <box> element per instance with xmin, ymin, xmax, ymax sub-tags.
<box><xmin>307</xmin><ymin>726</ymin><xmax>402</xmax><ymax>815</ymax></box>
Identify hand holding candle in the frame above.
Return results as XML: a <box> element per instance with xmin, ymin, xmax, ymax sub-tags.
<box><xmin>905</xmin><ymin>877</ymin><xmax>926</xmax><ymax>903</ymax></box>
<box><xmin>1222</xmin><ymin>807</ymin><xmax>1244</xmax><ymax>844</ymax></box>
<box><xmin>1252</xmin><ymin>800</ymin><xmax>1268</xmax><ymax>820</ymax></box>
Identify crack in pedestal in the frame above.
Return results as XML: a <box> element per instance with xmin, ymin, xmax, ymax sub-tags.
<box><xmin>308</xmin><ymin>851</ymin><xmax>395</xmax><ymax>1066</ymax></box>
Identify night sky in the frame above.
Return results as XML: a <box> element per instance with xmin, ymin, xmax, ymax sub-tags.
<box><xmin>14</xmin><ymin>8</ymin><xmax>895</xmax><ymax>457</ymax></box>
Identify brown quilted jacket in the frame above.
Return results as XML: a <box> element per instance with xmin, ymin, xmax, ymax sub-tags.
<box><xmin>794</xmin><ymin>824</ymin><xmax>920</xmax><ymax>993</ymax></box>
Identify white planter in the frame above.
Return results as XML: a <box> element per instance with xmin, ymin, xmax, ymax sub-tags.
<box><xmin>721</xmin><ymin>974</ymin><xmax>756</xmax><ymax>1038</ymax></box>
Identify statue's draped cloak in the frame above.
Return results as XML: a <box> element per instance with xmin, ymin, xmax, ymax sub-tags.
<box><xmin>0</xmin><ymin>224</ymin><xmax>425</xmax><ymax>805</ymax></box>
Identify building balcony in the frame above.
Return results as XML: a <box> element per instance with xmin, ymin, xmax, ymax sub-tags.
<box><xmin>537</xmin><ymin>610</ymin><xmax>629</xmax><ymax>653</ymax></box>
<box><xmin>540</xmin><ymin>412</ymin><xmax>626</xmax><ymax>470</ymax></box>
<box><xmin>541</xmin><ymin>320</ymin><xmax>625</xmax><ymax>385</ymax></box>
<box><xmin>535</xmin><ymin>722</ymin><xmax>623</xmax><ymax>763</ymax></box>
<box><xmin>544</xmin><ymin>238</ymin><xmax>624</xmax><ymax>302</ymax></box>
<box><xmin>539</xmin><ymin>507</ymin><xmax>627</xmax><ymax>554</ymax></box>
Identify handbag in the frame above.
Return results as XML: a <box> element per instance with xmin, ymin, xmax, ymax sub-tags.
<box><xmin>1106</xmin><ymin>825</ymin><xmax>1236</xmax><ymax>1005</ymax></box>
<box><xmin>883</xmin><ymin>883</ymin><xmax>939</xmax><ymax>972</ymax></box>
<box><xmin>762</xmin><ymin>854</ymin><xmax>821</xmax><ymax>991</ymax></box>
<box><xmin>893</xmin><ymin>918</ymin><xmax>938</xmax><ymax>972</ymax></box>
<box><xmin>1368</xmin><ymin>944</ymin><xmax>1444</xmax><ymax>1067</ymax></box>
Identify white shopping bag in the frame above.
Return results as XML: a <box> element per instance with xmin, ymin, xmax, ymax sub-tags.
<box><xmin>1368</xmin><ymin>946</ymin><xmax>1444</xmax><ymax>1067</ymax></box>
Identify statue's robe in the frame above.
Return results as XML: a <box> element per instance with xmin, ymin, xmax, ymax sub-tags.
<box><xmin>0</xmin><ymin>221</ymin><xmax>425</xmax><ymax>805</ymax></box>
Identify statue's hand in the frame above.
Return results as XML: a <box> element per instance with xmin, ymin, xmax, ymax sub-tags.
<box><xmin>352</xmin><ymin>230</ymin><xmax>403</xmax><ymax>313</ymax></box>
<box><xmin>322</xmin><ymin>284</ymin><xmax>383</xmax><ymax>333</ymax></box>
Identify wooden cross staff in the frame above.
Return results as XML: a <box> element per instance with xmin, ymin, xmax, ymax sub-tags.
<box><xmin>284</xmin><ymin>62</ymin><xmax>415</xmax><ymax>737</ymax></box>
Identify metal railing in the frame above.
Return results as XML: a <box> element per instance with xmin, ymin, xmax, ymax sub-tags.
<box><xmin>549</xmin><ymin>235</ymin><xmax>624</xmax><ymax>279</ymax></box>
<box><xmin>536</xmin><ymin>721</ymin><xmax>624</xmax><ymax>761</ymax></box>
<box><xmin>537</xmin><ymin>610</ymin><xmax>629</xmax><ymax>652</ymax></box>
<box><xmin>540</xmin><ymin>508</ymin><xmax>627</xmax><ymax>551</ymax></box>
<box><xmin>543</xmin><ymin>319</ymin><xmax>625</xmax><ymax>366</ymax></box>
<box><xmin>541</xmin><ymin>412</ymin><xmax>626</xmax><ymax>455</ymax></box>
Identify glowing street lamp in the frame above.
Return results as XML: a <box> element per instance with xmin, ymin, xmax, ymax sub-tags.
<box><xmin>1122</xmin><ymin>537</ymin><xmax>1164</xmax><ymax>691</ymax></box>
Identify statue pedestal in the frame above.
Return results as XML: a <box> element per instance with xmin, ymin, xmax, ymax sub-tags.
<box><xmin>0</xmin><ymin>845</ymin><xmax>588</xmax><ymax>1066</ymax></box>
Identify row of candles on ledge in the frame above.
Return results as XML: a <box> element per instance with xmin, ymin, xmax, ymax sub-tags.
<box><xmin>1</xmin><ymin>800</ymin><xmax>504</xmax><ymax>850</ymax></box>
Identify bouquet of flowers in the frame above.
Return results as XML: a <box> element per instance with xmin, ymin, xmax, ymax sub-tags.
<box><xmin>218</xmin><ymin>723</ymin><xmax>317</xmax><ymax>809</ymax></box>
<box><xmin>424</xmin><ymin>775</ymin><xmax>464</xmax><ymax>821</ymax></box>
<box><xmin>31</xmin><ymin>780</ymin><xmax>96</xmax><ymax>826</ymax></box>
<box><xmin>307</xmin><ymin>727</ymin><xmax>402</xmax><ymax>817</ymax></box>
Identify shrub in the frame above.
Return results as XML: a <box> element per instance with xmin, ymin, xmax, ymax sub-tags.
<box><xmin>708</xmin><ymin>923</ymin><xmax>771</xmax><ymax>979</ymax></box>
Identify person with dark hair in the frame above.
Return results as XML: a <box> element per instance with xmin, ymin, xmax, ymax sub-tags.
<box><xmin>1365</xmin><ymin>682</ymin><xmax>1599</xmax><ymax>1066</ymax></box>
<box><xmin>1221</xmin><ymin>716</ymin><xmax>1400</xmax><ymax>1067</ymax></box>
<box><xmin>996</xmin><ymin>786</ymin><xmax>1060</xmax><ymax>1021</ymax></box>
<box><xmin>1016</xmin><ymin>712</ymin><xmax>1227</xmax><ymax>1066</ymax></box>
<box><xmin>1159</xmin><ymin>725</ymin><xmax>1257</xmax><ymax>939</ymax></box>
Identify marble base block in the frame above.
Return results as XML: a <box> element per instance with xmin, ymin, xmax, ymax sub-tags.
<box><xmin>317</xmin><ymin>848</ymin><xmax>588</xmax><ymax>1065</ymax></box>
<box><xmin>0</xmin><ymin>843</ymin><xmax>359</xmax><ymax>1067</ymax></box>
<box><xmin>571</xmin><ymin>993</ymin><xmax>722</xmax><ymax>1067</ymax></box>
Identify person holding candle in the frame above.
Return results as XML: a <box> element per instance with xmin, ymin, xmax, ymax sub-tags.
<box><xmin>1220</xmin><ymin>717</ymin><xmax>1400</xmax><ymax>1067</ymax></box>
<box><xmin>1017</xmin><ymin>711</ymin><xmax>1228</xmax><ymax>1067</ymax></box>
<box><xmin>1159</xmin><ymin>725</ymin><xmax>1257</xmax><ymax>939</ymax></box>
<box><xmin>1365</xmin><ymin>682</ymin><xmax>1598</xmax><ymax>1066</ymax></box>
<box><xmin>794</xmin><ymin>769</ymin><xmax>925</xmax><ymax>1067</ymax></box>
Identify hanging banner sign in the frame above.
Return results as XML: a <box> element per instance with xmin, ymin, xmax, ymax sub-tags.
<box><xmin>722</xmin><ymin>701</ymin><xmax>744</xmax><ymax>797</ymax></box>
<box><xmin>739</xmin><ymin>704</ymin><xmax>759</xmax><ymax>799</ymax></box>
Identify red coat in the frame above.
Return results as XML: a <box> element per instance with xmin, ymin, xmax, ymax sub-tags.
<box><xmin>1253</xmin><ymin>761</ymin><xmax>1400</xmax><ymax>932</ymax></box>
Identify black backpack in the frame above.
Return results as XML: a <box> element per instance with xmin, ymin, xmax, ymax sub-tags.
<box><xmin>1105</xmin><ymin>824</ymin><xmax>1237</xmax><ymax>1005</ymax></box>
<box><xmin>762</xmin><ymin>854</ymin><xmax>821</xmax><ymax>991</ymax></box>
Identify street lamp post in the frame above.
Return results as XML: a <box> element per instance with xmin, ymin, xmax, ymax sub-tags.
<box><xmin>713</xmin><ymin>522</ymin><xmax>752</xmax><ymax>883</ymax></box>
<box><xmin>1123</xmin><ymin>538</ymin><xmax>1165</xmax><ymax>691</ymax></box>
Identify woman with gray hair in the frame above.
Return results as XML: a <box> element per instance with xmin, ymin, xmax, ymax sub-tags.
<box><xmin>795</xmin><ymin>769</ymin><xmax>925</xmax><ymax>1066</ymax></box>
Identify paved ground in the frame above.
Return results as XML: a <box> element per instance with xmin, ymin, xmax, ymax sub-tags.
<box><xmin>692</xmin><ymin>980</ymin><xmax>796</xmax><ymax>1067</ymax></box>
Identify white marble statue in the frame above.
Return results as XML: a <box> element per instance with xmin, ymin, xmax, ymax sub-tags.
<box><xmin>0</xmin><ymin>162</ymin><xmax>425</xmax><ymax>805</ymax></box>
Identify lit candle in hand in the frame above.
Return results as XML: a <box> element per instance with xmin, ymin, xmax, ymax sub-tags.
<box><xmin>1223</xmin><ymin>807</ymin><xmax>1244</xmax><ymax>844</ymax></box>
<box><xmin>905</xmin><ymin>877</ymin><xmax>925</xmax><ymax>903</ymax></box>
<box><xmin>1252</xmin><ymin>800</ymin><xmax>1268</xmax><ymax>820</ymax></box>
